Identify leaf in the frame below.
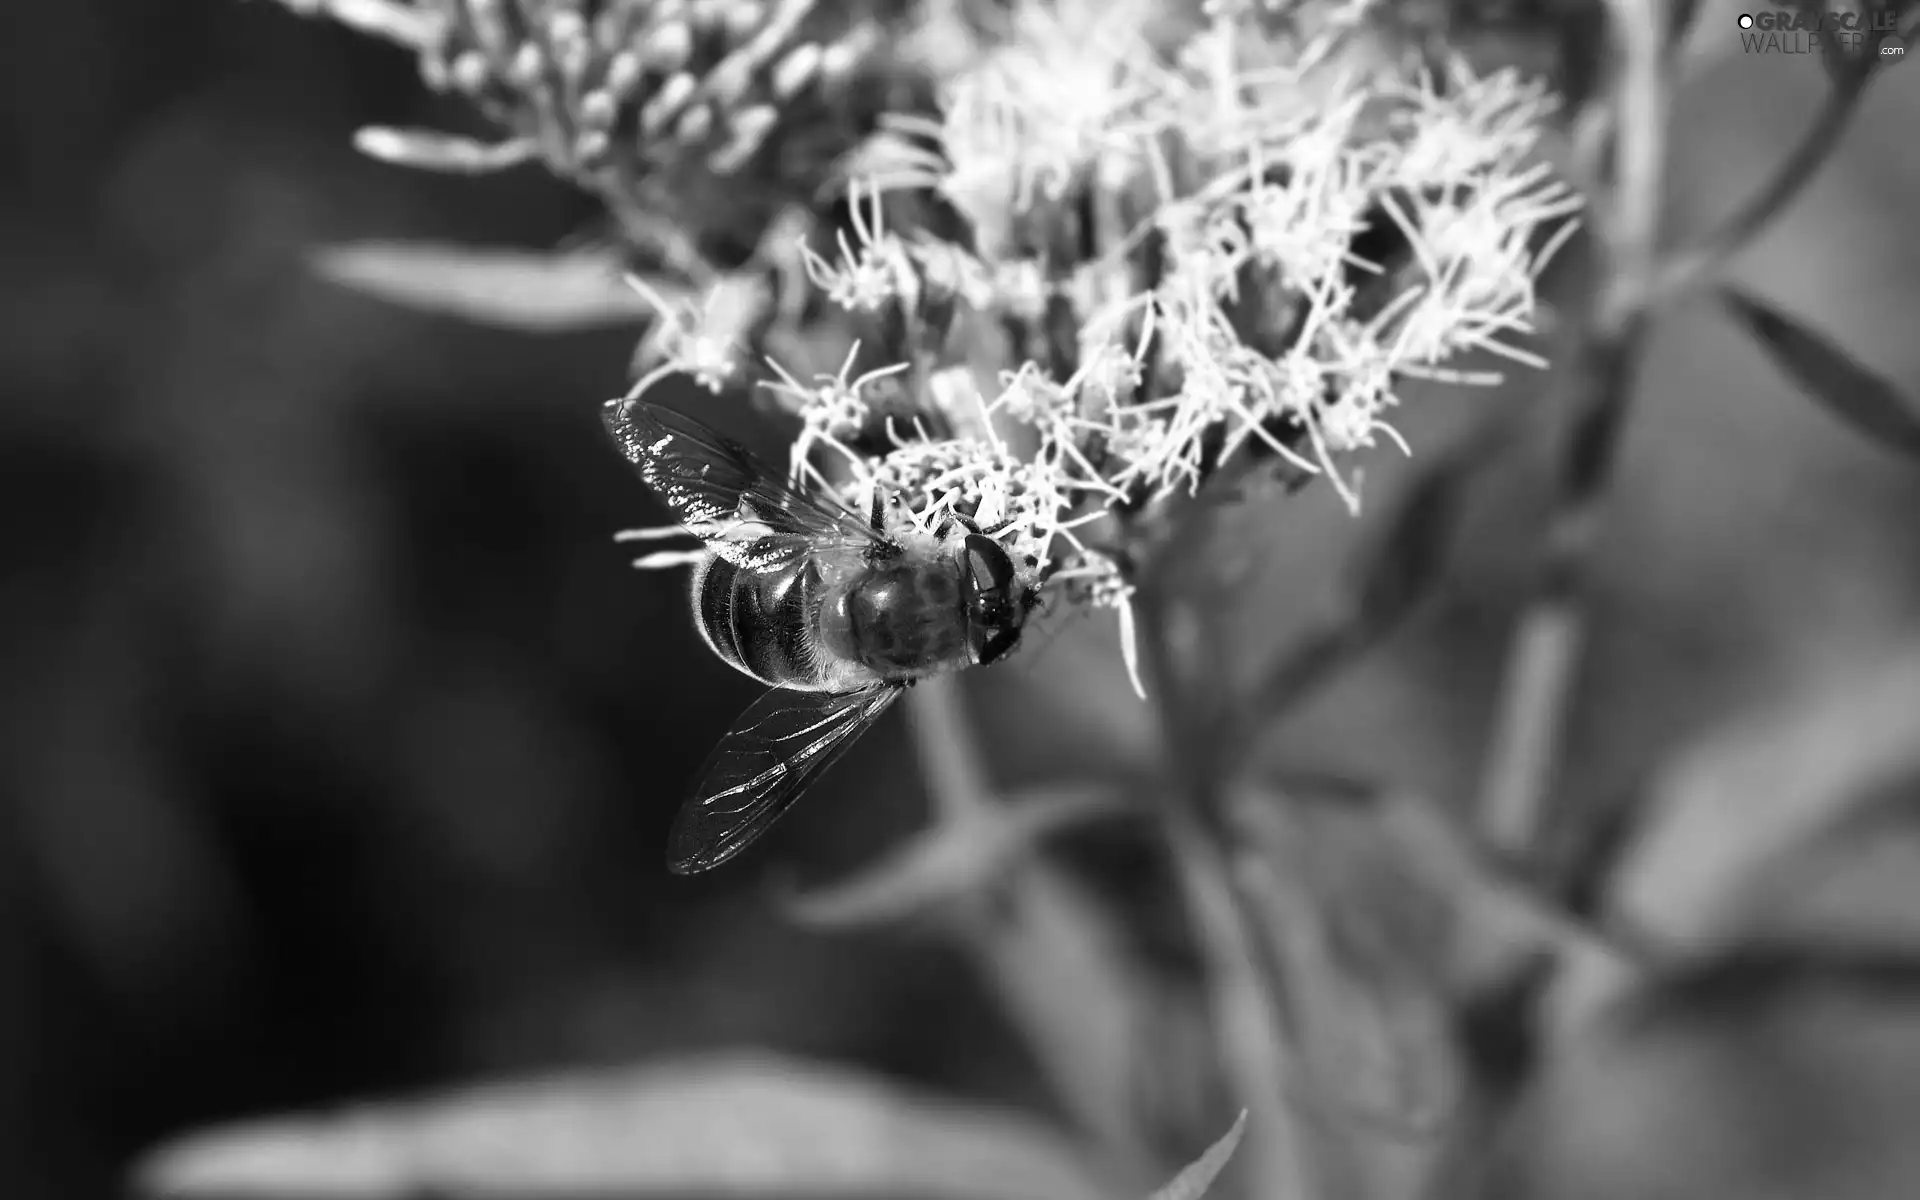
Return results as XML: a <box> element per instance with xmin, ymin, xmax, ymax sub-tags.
<box><xmin>311</xmin><ymin>241</ymin><xmax>674</xmax><ymax>331</ymax></box>
<box><xmin>1147</xmin><ymin>1111</ymin><xmax>1247</xmax><ymax>1200</ymax></box>
<box><xmin>353</xmin><ymin>127</ymin><xmax>538</xmax><ymax>174</ymax></box>
<box><xmin>962</xmin><ymin>851</ymin><xmax>1166</xmax><ymax>1183</ymax></box>
<box><xmin>1487</xmin><ymin>940</ymin><xmax>1920</xmax><ymax>1200</ymax></box>
<box><xmin>1721</xmin><ymin>287</ymin><xmax>1920</xmax><ymax>461</ymax></box>
<box><xmin>778</xmin><ymin>781</ymin><xmax>1130</xmax><ymax>929</ymax></box>
<box><xmin>1605</xmin><ymin>646</ymin><xmax>1920</xmax><ymax>948</ymax></box>
<box><xmin>1665</xmin><ymin>0</ymin><xmax>1706</xmax><ymax>49</ymax></box>
<box><xmin>869</xmin><ymin>677</ymin><xmax>1158</xmax><ymax>1173</ymax></box>
<box><xmin>1549</xmin><ymin>646</ymin><xmax>1920</xmax><ymax>1034</ymax></box>
<box><xmin>1226</xmin><ymin>786</ymin><xmax>1465</xmax><ymax>1148</ymax></box>
<box><xmin>271</xmin><ymin>0</ymin><xmax>438</xmax><ymax>48</ymax></box>
<box><xmin>1221</xmin><ymin>780</ymin><xmax>1642</xmax><ymax>1200</ymax></box>
<box><xmin>134</xmin><ymin>1052</ymin><xmax>1111</xmax><ymax>1200</ymax></box>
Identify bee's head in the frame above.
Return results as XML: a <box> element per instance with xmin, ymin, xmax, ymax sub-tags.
<box><xmin>959</xmin><ymin>534</ymin><xmax>1033</xmax><ymax>666</ymax></box>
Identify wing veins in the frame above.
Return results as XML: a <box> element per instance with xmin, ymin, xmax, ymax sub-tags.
<box><xmin>666</xmin><ymin>685</ymin><xmax>903</xmax><ymax>873</ymax></box>
<box><xmin>603</xmin><ymin>397</ymin><xmax>884</xmax><ymax>551</ymax></box>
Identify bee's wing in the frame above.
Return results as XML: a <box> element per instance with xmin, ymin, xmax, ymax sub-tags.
<box><xmin>603</xmin><ymin>396</ymin><xmax>882</xmax><ymax>556</ymax></box>
<box><xmin>667</xmin><ymin>684</ymin><xmax>905</xmax><ymax>874</ymax></box>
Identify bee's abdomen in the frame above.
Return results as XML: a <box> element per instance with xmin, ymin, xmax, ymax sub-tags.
<box><xmin>693</xmin><ymin>554</ymin><xmax>829</xmax><ymax>688</ymax></box>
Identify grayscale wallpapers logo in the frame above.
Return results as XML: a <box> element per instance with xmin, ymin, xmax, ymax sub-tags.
<box><xmin>1737</xmin><ymin>8</ymin><xmax>1911</xmax><ymax>59</ymax></box>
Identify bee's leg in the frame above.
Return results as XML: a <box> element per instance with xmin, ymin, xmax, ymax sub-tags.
<box><xmin>934</xmin><ymin>507</ymin><xmax>974</xmax><ymax>539</ymax></box>
<box><xmin>868</xmin><ymin>486</ymin><xmax>887</xmax><ymax>535</ymax></box>
<box><xmin>951</xmin><ymin>511</ymin><xmax>1024</xmax><ymax>542</ymax></box>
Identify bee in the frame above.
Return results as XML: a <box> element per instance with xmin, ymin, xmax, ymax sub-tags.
<box><xmin>604</xmin><ymin>396</ymin><xmax>1041</xmax><ymax>874</ymax></box>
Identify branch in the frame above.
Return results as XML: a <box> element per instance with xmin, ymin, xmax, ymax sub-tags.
<box><xmin>1646</xmin><ymin>66</ymin><xmax>1872</xmax><ymax>305</ymax></box>
<box><xmin>1474</xmin><ymin>0</ymin><xmax>1669</xmax><ymax>856</ymax></box>
<box><xmin>1474</xmin><ymin>327</ymin><xmax>1645</xmax><ymax>856</ymax></box>
<box><xmin>906</xmin><ymin>679</ymin><xmax>1160</xmax><ymax>1185</ymax></box>
<box><xmin>1136</xmin><ymin>582</ymin><xmax>1312</xmax><ymax>1200</ymax></box>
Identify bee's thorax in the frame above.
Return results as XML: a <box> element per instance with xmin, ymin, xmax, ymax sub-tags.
<box><xmin>822</xmin><ymin>555</ymin><xmax>974</xmax><ymax>681</ymax></box>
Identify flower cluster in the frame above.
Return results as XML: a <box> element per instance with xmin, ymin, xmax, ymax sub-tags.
<box><xmin>290</xmin><ymin>0</ymin><xmax>1580</xmax><ymax>687</ymax></box>
<box><xmin>611</xmin><ymin>0</ymin><xmax>1579</xmax><ymax>685</ymax></box>
<box><xmin>283</xmin><ymin>0</ymin><xmax>926</xmax><ymax>259</ymax></box>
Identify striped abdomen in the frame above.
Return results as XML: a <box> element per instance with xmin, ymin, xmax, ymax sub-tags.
<box><xmin>691</xmin><ymin>553</ymin><xmax>847</xmax><ymax>691</ymax></box>
<box><xmin>690</xmin><ymin>549</ymin><xmax>979</xmax><ymax>692</ymax></box>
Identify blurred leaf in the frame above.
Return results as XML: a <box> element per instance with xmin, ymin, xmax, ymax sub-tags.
<box><xmin>1608</xmin><ymin>646</ymin><xmax>1920</xmax><ymax>954</ymax></box>
<box><xmin>271</xmin><ymin>0</ymin><xmax>437</xmax><ymax>48</ymax></box>
<box><xmin>1227</xmin><ymin>781</ymin><xmax>1635</xmax><ymax>1198</ymax></box>
<box><xmin>1225</xmin><ymin>784</ymin><xmax>1462</xmax><ymax>1199</ymax></box>
<box><xmin>1559</xmin><ymin>647</ymin><xmax>1920</xmax><ymax>1033</ymax></box>
<box><xmin>353</xmin><ymin>126</ymin><xmax>539</xmax><ymax>174</ymax></box>
<box><xmin>1721</xmin><ymin>288</ymin><xmax>1920</xmax><ymax>461</ymax></box>
<box><xmin>881</xmin><ymin>677</ymin><xmax>1159</xmax><ymax>1177</ymax></box>
<box><xmin>1666</xmin><ymin>0</ymin><xmax>1706</xmax><ymax>49</ymax></box>
<box><xmin>778</xmin><ymin>781</ymin><xmax>1130</xmax><ymax>929</ymax></box>
<box><xmin>1146</xmin><ymin>1111</ymin><xmax>1246</xmax><ymax>1200</ymax></box>
<box><xmin>958</xmin><ymin>850</ymin><xmax>1166</xmax><ymax>1185</ymax></box>
<box><xmin>1632</xmin><ymin>942</ymin><xmax>1920</xmax><ymax>1022</ymax></box>
<box><xmin>311</xmin><ymin>241</ymin><xmax>671</xmax><ymax>331</ymax></box>
<box><xmin>1487</xmin><ymin>940</ymin><xmax>1920</xmax><ymax>1200</ymax></box>
<box><xmin>135</xmin><ymin>1052</ymin><xmax>1112</xmax><ymax>1200</ymax></box>
<box><xmin>1735</xmin><ymin>769</ymin><xmax>1920</xmax><ymax>950</ymax></box>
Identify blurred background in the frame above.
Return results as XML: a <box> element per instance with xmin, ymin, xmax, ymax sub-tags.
<box><xmin>3</xmin><ymin>2</ymin><xmax>1919</xmax><ymax>1198</ymax></box>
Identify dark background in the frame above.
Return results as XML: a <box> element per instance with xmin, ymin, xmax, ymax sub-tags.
<box><xmin>4</xmin><ymin>2</ymin><xmax>1920</xmax><ymax>1197</ymax></box>
<box><xmin>1</xmin><ymin>5</ymin><xmax>1039</xmax><ymax>1196</ymax></box>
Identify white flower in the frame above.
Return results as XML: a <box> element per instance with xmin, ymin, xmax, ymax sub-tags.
<box><xmin>624</xmin><ymin>0</ymin><xmax>1580</xmax><ymax>689</ymax></box>
<box><xmin>625</xmin><ymin>273</ymin><xmax>766</xmax><ymax>395</ymax></box>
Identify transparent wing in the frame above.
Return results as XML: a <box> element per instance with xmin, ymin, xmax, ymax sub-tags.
<box><xmin>603</xmin><ymin>396</ymin><xmax>882</xmax><ymax>554</ymax></box>
<box><xmin>667</xmin><ymin>684</ymin><xmax>905</xmax><ymax>874</ymax></box>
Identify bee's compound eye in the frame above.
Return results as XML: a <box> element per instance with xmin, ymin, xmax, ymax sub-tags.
<box><xmin>976</xmin><ymin>626</ymin><xmax>1021</xmax><ymax>666</ymax></box>
<box><xmin>962</xmin><ymin>534</ymin><xmax>1021</xmax><ymax>666</ymax></box>
<box><xmin>963</xmin><ymin>534</ymin><xmax>1014</xmax><ymax>597</ymax></box>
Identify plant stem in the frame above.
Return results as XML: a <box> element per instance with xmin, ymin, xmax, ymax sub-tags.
<box><xmin>1137</xmin><ymin>581</ymin><xmax>1311</xmax><ymax>1200</ymax></box>
<box><xmin>1164</xmin><ymin>810</ymin><xmax>1311</xmax><ymax>1200</ymax></box>
<box><xmin>909</xmin><ymin>677</ymin><xmax>995</xmax><ymax>821</ymax></box>
<box><xmin>907</xmin><ymin>680</ymin><xmax>1158</xmax><ymax>1186</ymax></box>
<box><xmin>1475</xmin><ymin>0</ymin><xmax>1668</xmax><ymax>857</ymax></box>
<box><xmin>1479</xmin><ymin>0</ymin><xmax>1880</xmax><ymax>863</ymax></box>
<box><xmin>1475</xmin><ymin>325</ymin><xmax>1645</xmax><ymax>856</ymax></box>
<box><xmin>1645</xmin><ymin>66</ymin><xmax>1871</xmax><ymax>306</ymax></box>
